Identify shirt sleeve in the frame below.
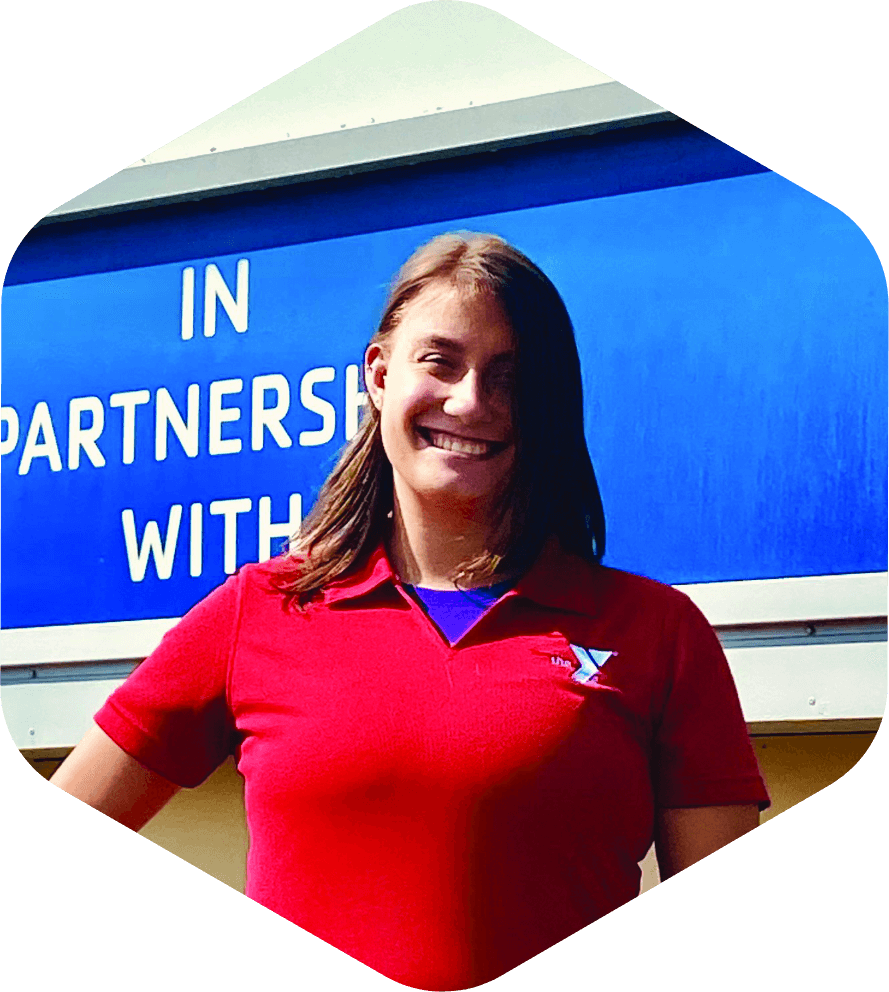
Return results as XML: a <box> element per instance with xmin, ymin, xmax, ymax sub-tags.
<box><xmin>94</xmin><ymin>573</ymin><xmax>243</xmax><ymax>788</ymax></box>
<box><xmin>652</xmin><ymin>593</ymin><xmax>770</xmax><ymax>811</ymax></box>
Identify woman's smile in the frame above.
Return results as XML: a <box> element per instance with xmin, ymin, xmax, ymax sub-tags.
<box><xmin>415</xmin><ymin>426</ymin><xmax>509</xmax><ymax>459</ymax></box>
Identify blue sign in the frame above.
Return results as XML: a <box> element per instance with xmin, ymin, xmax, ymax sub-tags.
<box><xmin>2</xmin><ymin>170</ymin><xmax>886</xmax><ymax>627</ymax></box>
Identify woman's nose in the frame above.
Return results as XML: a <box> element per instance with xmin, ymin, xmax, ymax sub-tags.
<box><xmin>442</xmin><ymin>370</ymin><xmax>489</xmax><ymax>419</ymax></box>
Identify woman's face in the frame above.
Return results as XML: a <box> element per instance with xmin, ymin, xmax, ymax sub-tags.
<box><xmin>365</xmin><ymin>282</ymin><xmax>517</xmax><ymax>518</ymax></box>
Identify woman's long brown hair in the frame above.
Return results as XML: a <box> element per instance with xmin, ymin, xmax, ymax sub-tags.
<box><xmin>272</xmin><ymin>232</ymin><xmax>606</xmax><ymax>604</ymax></box>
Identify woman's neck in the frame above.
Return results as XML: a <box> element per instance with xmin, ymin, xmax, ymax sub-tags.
<box><xmin>388</xmin><ymin>490</ymin><xmax>504</xmax><ymax>590</ymax></box>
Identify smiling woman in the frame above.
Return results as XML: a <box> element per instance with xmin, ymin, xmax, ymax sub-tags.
<box><xmin>280</xmin><ymin>232</ymin><xmax>606</xmax><ymax>601</ymax></box>
<box><xmin>369</xmin><ymin>286</ymin><xmax>517</xmax><ymax>560</ymax></box>
<box><xmin>51</xmin><ymin>232</ymin><xmax>768</xmax><ymax>991</ymax></box>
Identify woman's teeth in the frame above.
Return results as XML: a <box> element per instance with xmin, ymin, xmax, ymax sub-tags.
<box><xmin>425</xmin><ymin>430</ymin><xmax>492</xmax><ymax>456</ymax></box>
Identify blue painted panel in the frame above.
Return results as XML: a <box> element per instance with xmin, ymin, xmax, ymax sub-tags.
<box><xmin>2</xmin><ymin>170</ymin><xmax>885</xmax><ymax>627</ymax></box>
<box><xmin>6</xmin><ymin>121</ymin><xmax>766</xmax><ymax>285</ymax></box>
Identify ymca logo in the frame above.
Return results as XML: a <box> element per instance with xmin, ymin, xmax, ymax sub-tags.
<box><xmin>551</xmin><ymin>645</ymin><xmax>615</xmax><ymax>684</ymax></box>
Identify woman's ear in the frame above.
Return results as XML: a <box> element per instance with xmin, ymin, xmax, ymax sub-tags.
<box><xmin>365</xmin><ymin>343</ymin><xmax>386</xmax><ymax>411</ymax></box>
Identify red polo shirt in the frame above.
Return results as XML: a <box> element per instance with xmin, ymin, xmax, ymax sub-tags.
<box><xmin>96</xmin><ymin>540</ymin><xmax>768</xmax><ymax>990</ymax></box>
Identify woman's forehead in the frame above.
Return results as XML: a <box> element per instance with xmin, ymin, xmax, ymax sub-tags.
<box><xmin>393</xmin><ymin>282</ymin><xmax>515</xmax><ymax>351</ymax></box>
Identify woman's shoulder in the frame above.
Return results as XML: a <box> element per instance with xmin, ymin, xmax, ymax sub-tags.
<box><xmin>591</xmin><ymin>566</ymin><xmax>727</xmax><ymax>667</ymax></box>
<box><xmin>588</xmin><ymin>563</ymin><xmax>706</xmax><ymax>626</ymax></box>
<box><xmin>233</xmin><ymin>552</ymin><xmax>308</xmax><ymax>598</ymax></box>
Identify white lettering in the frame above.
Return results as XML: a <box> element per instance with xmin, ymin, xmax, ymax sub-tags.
<box><xmin>209</xmin><ymin>497</ymin><xmax>252</xmax><ymax>574</ymax></box>
<box><xmin>1</xmin><ymin>406</ymin><xmax>20</xmax><ymax>457</ymax></box>
<box><xmin>299</xmin><ymin>366</ymin><xmax>336</xmax><ymax>446</ymax></box>
<box><xmin>208</xmin><ymin>379</ymin><xmax>243</xmax><ymax>455</ymax></box>
<box><xmin>258</xmin><ymin>493</ymin><xmax>302</xmax><ymax>561</ymax></box>
<box><xmin>189</xmin><ymin>502</ymin><xmax>203</xmax><ymax>577</ymax></box>
<box><xmin>121</xmin><ymin>505</ymin><xmax>183</xmax><ymax>581</ymax></box>
<box><xmin>18</xmin><ymin>402</ymin><xmax>62</xmax><ymax>475</ymax></box>
<box><xmin>8</xmin><ymin>363</ymin><xmax>360</xmax><ymax>472</ymax></box>
<box><xmin>345</xmin><ymin>363</ymin><xmax>367</xmax><ymax>440</ymax></box>
<box><xmin>181</xmin><ymin>266</ymin><xmax>195</xmax><ymax>340</ymax></box>
<box><xmin>203</xmin><ymin>259</ymin><xmax>249</xmax><ymax>337</ymax></box>
<box><xmin>156</xmin><ymin>385</ymin><xmax>200</xmax><ymax>460</ymax></box>
<box><xmin>109</xmin><ymin>389</ymin><xmax>151</xmax><ymax>465</ymax></box>
<box><xmin>251</xmin><ymin>373</ymin><xmax>292</xmax><ymax>451</ymax></box>
<box><xmin>67</xmin><ymin>396</ymin><xmax>106</xmax><ymax>470</ymax></box>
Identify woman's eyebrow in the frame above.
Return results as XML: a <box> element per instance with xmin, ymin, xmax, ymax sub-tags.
<box><xmin>413</xmin><ymin>335</ymin><xmax>515</xmax><ymax>361</ymax></box>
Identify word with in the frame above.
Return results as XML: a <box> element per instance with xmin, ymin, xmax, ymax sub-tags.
<box><xmin>122</xmin><ymin>492</ymin><xmax>302</xmax><ymax>582</ymax></box>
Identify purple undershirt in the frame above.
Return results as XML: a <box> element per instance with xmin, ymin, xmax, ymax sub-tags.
<box><xmin>404</xmin><ymin>580</ymin><xmax>515</xmax><ymax>644</ymax></box>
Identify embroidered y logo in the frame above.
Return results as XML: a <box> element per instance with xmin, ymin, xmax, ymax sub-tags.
<box><xmin>568</xmin><ymin>644</ymin><xmax>614</xmax><ymax>684</ymax></box>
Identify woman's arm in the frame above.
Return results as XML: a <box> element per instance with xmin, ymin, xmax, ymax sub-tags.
<box><xmin>50</xmin><ymin>724</ymin><xmax>182</xmax><ymax>831</ymax></box>
<box><xmin>654</xmin><ymin>804</ymin><xmax>759</xmax><ymax>880</ymax></box>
